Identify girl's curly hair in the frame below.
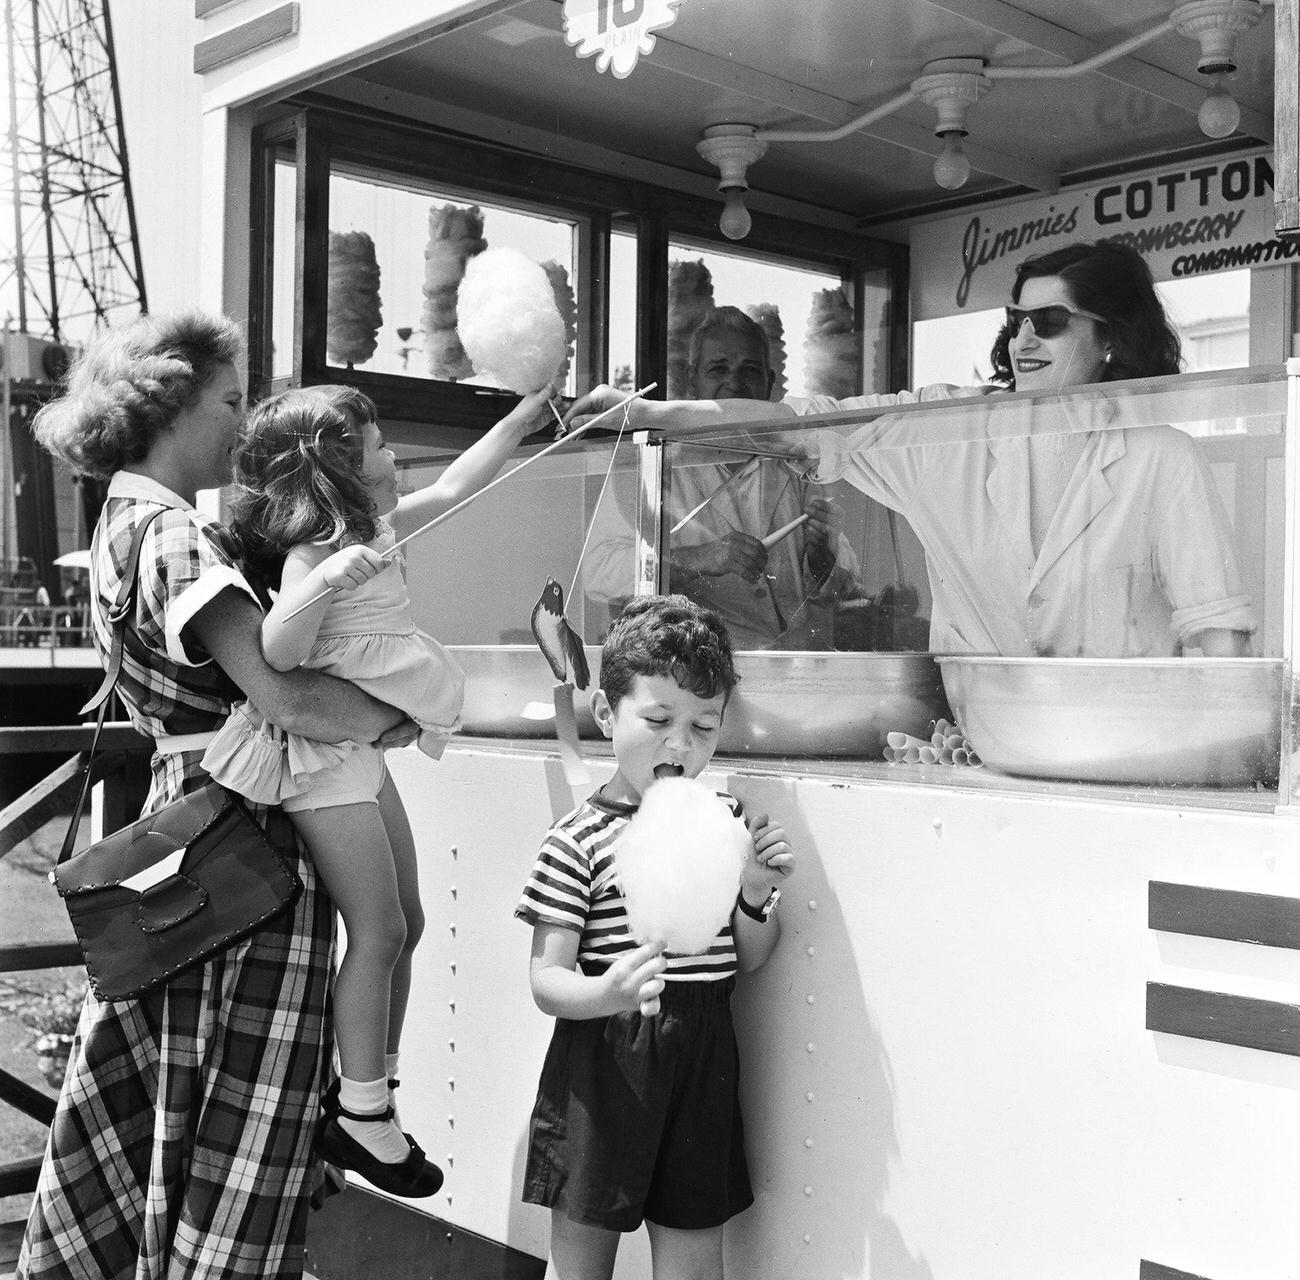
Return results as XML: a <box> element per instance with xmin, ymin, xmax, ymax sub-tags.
<box><xmin>988</xmin><ymin>240</ymin><xmax>1182</xmax><ymax>388</ymax></box>
<box><xmin>229</xmin><ymin>385</ymin><xmax>381</xmax><ymax>588</ymax></box>
<box><xmin>32</xmin><ymin>311</ymin><xmax>244</xmax><ymax>480</ymax></box>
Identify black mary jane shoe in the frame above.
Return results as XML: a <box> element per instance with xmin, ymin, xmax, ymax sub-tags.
<box><xmin>317</xmin><ymin>1081</ymin><xmax>444</xmax><ymax>1198</ymax></box>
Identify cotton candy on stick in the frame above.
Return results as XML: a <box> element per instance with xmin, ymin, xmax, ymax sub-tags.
<box><xmin>457</xmin><ymin>247</ymin><xmax>568</xmax><ymax>395</ymax></box>
<box><xmin>616</xmin><ymin>776</ymin><xmax>750</xmax><ymax>958</ymax></box>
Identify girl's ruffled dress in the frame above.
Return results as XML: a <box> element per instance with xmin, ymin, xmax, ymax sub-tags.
<box><xmin>202</xmin><ymin>525</ymin><xmax>465</xmax><ymax>804</ymax></box>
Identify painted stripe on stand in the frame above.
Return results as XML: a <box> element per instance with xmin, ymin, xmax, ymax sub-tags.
<box><xmin>1147</xmin><ymin>983</ymin><xmax>1300</xmax><ymax>1057</ymax></box>
<box><xmin>1140</xmin><ymin>1261</ymin><xmax>1216</xmax><ymax>1280</ymax></box>
<box><xmin>1149</xmin><ymin>881</ymin><xmax>1300</xmax><ymax>949</ymax></box>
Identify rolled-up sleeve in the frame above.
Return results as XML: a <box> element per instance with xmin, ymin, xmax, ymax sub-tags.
<box><xmin>143</xmin><ymin>513</ymin><xmax>260</xmax><ymax>667</ymax></box>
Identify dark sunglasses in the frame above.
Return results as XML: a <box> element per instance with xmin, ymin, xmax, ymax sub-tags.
<box><xmin>1005</xmin><ymin>304</ymin><xmax>1105</xmax><ymax>339</ymax></box>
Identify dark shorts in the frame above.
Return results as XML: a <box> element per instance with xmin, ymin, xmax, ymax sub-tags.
<box><xmin>523</xmin><ymin>977</ymin><xmax>753</xmax><ymax>1233</ymax></box>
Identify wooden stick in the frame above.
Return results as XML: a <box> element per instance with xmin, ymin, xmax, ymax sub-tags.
<box><xmin>282</xmin><ymin>384</ymin><xmax>656</xmax><ymax>622</ymax></box>
<box><xmin>759</xmin><ymin>512</ymin><xmax>809</xmax><ymax>550</ymax></box>
<box><xmin>669</xmin><ymin>456</ymin><xmax>761</xmax><ymax>534</ymax></box>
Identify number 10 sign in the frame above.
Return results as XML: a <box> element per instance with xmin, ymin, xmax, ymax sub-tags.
<box><xmin>563</xmin><ymin>0</ymin><xmax>684</xmax><ymax>79</ymax></box>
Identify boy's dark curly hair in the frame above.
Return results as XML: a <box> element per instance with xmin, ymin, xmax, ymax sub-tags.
<box><xmin>229</xmin><ymin>385</ymin><xmax>382</xmax><ymax>589</ymax></box>
<box><xmin>599</xmin><ymin>595</ymin><xmax>738</xmax><ymax>710</ymax></box>
<box><xmin>32</xmin><ymin>310</ymin><xmax>243</xmax><ymax>480</ymax></box>
<box><xmin>988</xmin><ymin>240</ymin><xmax>1182</xmax><ymax>387</ymax></box>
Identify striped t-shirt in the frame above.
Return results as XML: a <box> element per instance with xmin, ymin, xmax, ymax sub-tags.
<box><xmin>515</xmin><ymin>790</ymin><xmax>743</xmax><ymax>982</ymax></box>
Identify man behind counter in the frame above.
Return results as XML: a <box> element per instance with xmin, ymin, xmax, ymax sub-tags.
<box><xmin>658</xmin><ymin>306</ymin><xmax>860</xmax><ymax>650</ymax></box>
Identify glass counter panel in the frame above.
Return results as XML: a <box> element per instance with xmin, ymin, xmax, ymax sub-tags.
<box><xmin>390</xmin><ymin>368</ymin><xmax>1289</xmax><ymax>796</ymax></box>
<box><xmin>639</xmin><ymin>368</ymin><xmax>1287</xmax><ymax>789</ymax></box>
<box><xmin>397</xmin><ymin>439</ymin><xmax>636</xmax><ymax>647</ymax></box>
<box><xmin>326</xmin><ymin>165</ymin><xmax>580</xmax><ymax>391</ymax></box>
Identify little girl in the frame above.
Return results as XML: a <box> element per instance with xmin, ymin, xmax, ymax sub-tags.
<box><xmin>203</xmin><ymin>382</ymin><xmax>553</xmax><ymax>1198</ymax></box>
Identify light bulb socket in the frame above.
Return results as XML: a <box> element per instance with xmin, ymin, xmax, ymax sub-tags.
<box><xmin>912</xmin><ymin>58</ymin><xmax>991</xmax><ymax>137</ymax></box>
<box><xmin>1170</xmin><ymin>0</ymin><xmax>1263</xmax><ymax>76</ymax></box>
<box><xmin>697</xmin><ymin>124</ymin><xmax>767</xmax><ymax>193</ymax></box>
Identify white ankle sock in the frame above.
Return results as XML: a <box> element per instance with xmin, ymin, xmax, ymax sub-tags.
<box><xmin>337</xmin><ymin>1074</ymin><xmax>409</xmax><ymax>1164</ymax></box>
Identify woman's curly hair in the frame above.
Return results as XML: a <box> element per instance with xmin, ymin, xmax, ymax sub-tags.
<box><xmin>229</xmin><ymin>385</ymin><xmax>381</xmax><ymax>589</ymax></box>
<box><xmin>32</xmin><ymin>311</ymin><xmax>243</xmax><ymax>480</ymax></box>
<box><xmin>988</xmin><ymin>240</ymin><xmax>1182</xmax><ymax>388</ymax></box>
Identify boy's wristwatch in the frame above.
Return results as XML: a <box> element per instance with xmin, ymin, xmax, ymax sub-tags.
<box><xmin>737</xmin><ymin>888</ymin><xmax>780</xmax><ymax>922</ymax></box>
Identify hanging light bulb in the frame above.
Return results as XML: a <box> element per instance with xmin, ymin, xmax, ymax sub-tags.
<box><xmin>1198</xmin><ymin>81</ymin><xmax>1241</xmax><ymax>137</ymax></box>
<box><xmin>697</xmin><ymin>125</ymin><xmax>765</xmax><ymax>242</ymax></box>
<box><xmin>719</xmin><ymin>187</ymin><xmax>752</xmax><ymax>241</ymax></box>
<box><xmin>932</xmin><ymin>131</ymin><xmax>971</xmax><ymax>190</ymax></box>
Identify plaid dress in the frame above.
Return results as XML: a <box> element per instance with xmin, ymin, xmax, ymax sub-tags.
<box><xmin>18</xmin><ymin>473</ymin><xmax>336</xmax><ymax>1280</ymax></box>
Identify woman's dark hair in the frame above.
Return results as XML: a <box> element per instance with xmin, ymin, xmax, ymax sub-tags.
<box><xmin>988</xmin><ymin>240</ymin><xmax>1182</xmax><ymax>387</ymax></box>
<box><xmin>229</xmin><ymin>385</ymin><xmax>381</xmax><ymax>588</ymax></box>
<box><xmin>599</xmin><ymin>595</ymin><xmax>738</xmax><ymax>710</ymax></box>
<box><xmin>32</xmin><ymin>310</ymin><xmax>243</xmax><ymax>480</ymax></box>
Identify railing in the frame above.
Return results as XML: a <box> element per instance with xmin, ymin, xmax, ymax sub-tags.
<box><xmin>0</xmin><ymin>604</ymin><xmax>92</xmax><ymax>649</ymax></box>
<box><xmin>0</xmin><ymin>723</ymin><xmax>151</xmax><ymax>1205</ymax></box>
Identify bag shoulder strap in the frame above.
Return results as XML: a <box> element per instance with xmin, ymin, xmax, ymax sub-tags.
<box><xmin>59</xmin><ymin>506</ymin><xmax>169</xmax><ymax>866</ymax></box>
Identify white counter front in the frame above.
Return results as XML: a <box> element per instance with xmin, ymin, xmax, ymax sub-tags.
<box><xmin>374</xmin><ymin>742</ymin><xmax>1300</xmax><ymax>1279</ymax></box>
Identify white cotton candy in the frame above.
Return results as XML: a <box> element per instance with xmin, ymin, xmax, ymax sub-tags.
<box><xmin>615</xmin><ymin>776</ymin><xmax>750</xmax><ymax>955</ymax></box>
<box><xmin>456</xmin><ymin>247</ymin><xmax>568</xmax><ymax>394</ymax></box>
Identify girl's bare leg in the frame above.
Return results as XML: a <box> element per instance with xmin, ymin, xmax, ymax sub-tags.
<box><xmin>377</xmin><ymin>772</ymin><xmax>424</xmax><ymax>1055</ymax></box>
<box><xmin>291</xmin><ymin>799</ymin><xmax>405</xmax><ymax>1083</ymax></box>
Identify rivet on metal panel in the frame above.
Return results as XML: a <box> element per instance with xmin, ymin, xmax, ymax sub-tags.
<box><xmin>805</xmin><ymin>994</ymin><xmax>815</xmax><ymax>1005</ymax></box>
<box><xmin>803</xmin><ymin>1234</ymin><xmax>812</xmax><ymax>1244</ymax></box>
<box><xmin>805</xmin><ymin>1091</ymin><xmax>814</xmax><ymax>1102</ymax></box>
<box><xmin>450</xmin><ymin>962</ymin><xmax>456</xmax><ymax>975</ymax></box>
<box><xmin>450</xmin><ymin>885</ymin><xmax>457</xmax><ymax>898</ymax></box>
<box><xmin>932</xmin><ymin>818</ymin><xmax>942</xmax><ymax>833</ymax></box>
<box><xmin>449</xmin><ymin>923</ymin><xmax>456</xmax><ymax>936</ymax></box>
<box><xmin>449</xmin><ymin>1000</ymin><xmax>456</xmax><ymax>1013</ymax></box>
<box><xmin>803</xmin><ymin>1185</ymin><xmax>813</xmax><ymax>1196</ymax></box>
<box><xmin>448</xmin><ymin>1114</ymin><xmax>454</xmax><ymax>1126</ymax></box>
<box><xmin>807</xmin><ymin>900</ymin><xmax>817</xmax><ymax>910</ymax></box>
<box><xmin>449</xmin><ymin>1039</ymin><xmax>455</xmax><ymax>1052</ymax></box>
<box><xmin>805</xmin><ymin>1042</ymin><xmax>815</xmax><ymax>1053</ymax></box>
<box><xmin>804</xmin><ymin>1138</ymin><xmax>813</xmax><ymax>1148</ymax></box>
<box><xmin>450</xmin><ymin>846</ymin><xmax>458</xmax><ymax>858</ymax></box>
<box><xmin>448</xmin><ymin>1078</ymin><xmax>455</xmax><ymax>1090</ymax></box>
<box><xmin>805</xmin><ymin>946</ymin><xmax>815</xmax><ymax>957</ymax></box>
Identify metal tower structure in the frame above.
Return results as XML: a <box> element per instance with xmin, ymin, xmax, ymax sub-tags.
<box><xmin>2</xmin><ymin>0</ymin><xmax>147</xmax><ymax>345</ymax></box>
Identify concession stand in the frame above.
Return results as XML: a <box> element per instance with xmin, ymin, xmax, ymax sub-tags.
<box><xmin>190</xmin><ymin>2</ymin><xmax>1300</xmax><ymax>1275</ymax></box>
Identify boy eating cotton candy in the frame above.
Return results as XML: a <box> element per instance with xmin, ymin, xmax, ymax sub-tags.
<box><xmin>515</xmin><ymin>594</ymin><xmax>794</xmax><ymax>1280</ymax></box>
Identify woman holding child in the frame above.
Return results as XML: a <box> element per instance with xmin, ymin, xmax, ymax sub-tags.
<box><xmin>21</xmin><ymin>312</ymin><xmax>417</xmax><ymax>1280</ymax></box>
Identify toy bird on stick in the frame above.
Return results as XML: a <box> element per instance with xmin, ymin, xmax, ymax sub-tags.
<box><xmin>531</xmin><ymin>578</ymin><xmax>590</xmax><ymax>691</ymax></box>
<box><xmin>531</xmin><ymin>577</ymin><xmax>591</xmax><ymax>786</ymax></box>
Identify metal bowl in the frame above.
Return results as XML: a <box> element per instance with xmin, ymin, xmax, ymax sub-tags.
<box><xmin>450</xmin><ymin>645</ymin><xmax>950</xmax><ymax>758</ymax></box>
<box><xmin>937</xmin><ymin>656</ymin><xmax>1282</xmax><ymax>787</ymax></box>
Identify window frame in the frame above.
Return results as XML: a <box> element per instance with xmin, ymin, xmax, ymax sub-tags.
<box><xmin>248</xmin><ymin>96</ymin><xmax>909</xmax><ymax>441</ymax></box>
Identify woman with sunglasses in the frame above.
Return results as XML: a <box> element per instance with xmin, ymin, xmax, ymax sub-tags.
<box><xmin>566</xmin><ymin>240</ymin><xmax>1255</xmax><ymax>659</ymax></box>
